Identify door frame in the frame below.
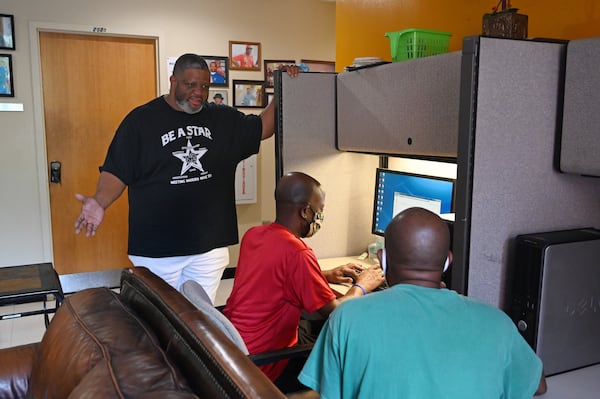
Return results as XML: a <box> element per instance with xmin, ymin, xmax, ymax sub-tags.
<box><xmin>28</xmin><ymin>21</ymin><xmax>163</xmax><ymax>262</ymax></box>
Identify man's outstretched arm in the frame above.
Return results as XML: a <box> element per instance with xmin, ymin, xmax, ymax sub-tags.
<box><xmin>74</xmin><ymin>171</ymin><xmax>126</xmax><ymax>237</ymax></box>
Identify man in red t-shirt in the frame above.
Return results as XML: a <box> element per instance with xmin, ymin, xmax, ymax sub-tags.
<box><xmin>223</xmin><ymin>172</ymin><xmax>384</xmax><ymax>389</ymax></box>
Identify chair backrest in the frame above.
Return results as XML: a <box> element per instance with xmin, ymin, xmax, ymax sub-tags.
<box><xmin>121</xmin><ymin>267</ymin><xmax>285</xmax><ymax>398</ymax></box>
<box><xmin>180</xmin><ymin>280</ymin><xmax>249</xmax><ymax>355</ymax></box>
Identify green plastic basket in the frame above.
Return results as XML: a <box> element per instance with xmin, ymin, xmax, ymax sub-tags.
<box><xmin>385</xmin><ymin>28</ymin><xmax>452</xmax><ymax>62</ymax></box>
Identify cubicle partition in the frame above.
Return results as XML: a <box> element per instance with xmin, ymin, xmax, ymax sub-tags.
<box><xmin>275</xmin><ymin>72</ymin><xmax>379</xmax><ymax>259</ymax></box>
<box><xmin>455</xmin><ymin>36</ymin><xmax>600</xmax><ymax>307</ymax></box>
<box><xmin>274</xmin><ymin>53</ymin><xmax>462</xmax><ymax>260</ymax></box>
<box><xmin>560</xmin><ymin>36</ymin><xmax>600</xmax><ymax>176</ymax></box>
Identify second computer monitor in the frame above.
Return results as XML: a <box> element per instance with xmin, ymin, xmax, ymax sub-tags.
<box><xmin>372</xmin><ymin>168</ymin><xmax>455</xmax><ymax>236</ymax></box>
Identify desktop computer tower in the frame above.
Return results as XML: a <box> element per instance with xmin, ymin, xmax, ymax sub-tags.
<box><xmin>510</xmin><ymin>228</ymin><xmax>600</xmax><ymax>376</ymax></box>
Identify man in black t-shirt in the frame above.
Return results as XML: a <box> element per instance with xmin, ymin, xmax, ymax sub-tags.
<box><xmin>74</xmin><ymin>53</ymin><xmax>299</xmax><ymax>302</ymax></box>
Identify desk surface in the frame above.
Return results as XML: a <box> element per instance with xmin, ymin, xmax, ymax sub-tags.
<box><xmin>319</xmin><ymin>256</ymin><xmax>378</xmax><ymax>296</ymax></box>
<box><xmin>538</xmin><ymin>363</ymin><xmax>600</xmax><ymax>398</ymax></box>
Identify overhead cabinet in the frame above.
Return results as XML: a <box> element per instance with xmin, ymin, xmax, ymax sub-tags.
<box><xmin>336</xmin><ymin>52</ymin><xmax>462</xmax><ymax>159</ymax></box>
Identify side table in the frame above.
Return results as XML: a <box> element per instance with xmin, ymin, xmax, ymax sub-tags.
<box><xmin>0</xmin><ymin>263</ymin><xmax>64</xmax><ymax>327</ymax></box>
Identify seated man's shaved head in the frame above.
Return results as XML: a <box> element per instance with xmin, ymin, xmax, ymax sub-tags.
<box><xmin>273</xmin><ymin>172</ymin><xmax>326</xmax><ymax>240</ymax></box>
<box><xmin>275</xmin><ymin>172</ymin><xmax>321</xmax><ymax>207</ymax></box>
<box><xmin>384</xmin><ymin>207</ymin><xmax>450</xmax><ymax>286</ymax></box>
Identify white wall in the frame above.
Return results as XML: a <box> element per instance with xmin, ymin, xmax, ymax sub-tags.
<box><xmin>0</xmin><ymin>0</ymin><xmax>335</xmax><ymax>267</ymax></box>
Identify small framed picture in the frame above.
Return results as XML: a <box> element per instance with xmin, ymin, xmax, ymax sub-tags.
<box><xmin>0</xmin><ymin>14</ymin><xmax>15</xmax><ymax>50</ymax></box>
<box><xmin>200</xmin><ymin>55</ymin><xmax>228</xmax><ymax>87</ymax></box>
<box><xmin>209</xmin><ymin>89</ymin><xmax>228</xmax><ymax>105</ymax></box>
<box><xmin>263</xmin><ymin>59</ymin><xmax>294</xmax><ymax>88</ymax></box>
<box><xmin>301</xmin><ymin>59</ymin><xmax>335</xmax><ymax>72</ymax></box>
<box><xmin>229</xmin><ymin>41</ymin><xmax>261</xmax><ymax>71</ymax></box>
<box><xmin>0</xmin><ymin>54</ymin><xmax>14</xmax><ymax>97</ymax></box>
<box><xmin>233</xmin><ymin>80</ymin><xmax>264</xmax><ymax>108</ymax></box>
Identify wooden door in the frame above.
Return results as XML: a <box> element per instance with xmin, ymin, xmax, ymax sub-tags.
<box><xmin>40</xmin><ymin>32</ymin><xmax>157</xmax><ymax>274</ymax></box>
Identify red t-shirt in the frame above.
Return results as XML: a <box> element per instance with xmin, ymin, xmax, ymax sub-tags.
<box><xmin>232</xmin><ymin>53</ymin><xmax>255</xmax><ymax>68</ymax></box>
<box><xmin>223</xmin><ymin>223</ymin><xmax>335</xmax><ymax>381</ymax></box>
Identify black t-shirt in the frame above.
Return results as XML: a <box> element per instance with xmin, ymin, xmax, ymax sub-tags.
<box><xmin>102</xmin><ymin>97</ymin><xmax>262</xmax><ymax>257</ymax></box>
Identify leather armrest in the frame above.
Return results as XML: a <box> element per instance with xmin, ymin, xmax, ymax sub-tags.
<box><xmin>0</xmin><ymin>343</ymin><xmax>38</xmax><ymax>399</ymax></box>
<box><xmin>249</xmin><ymin>343</ymin><xmax>313</xmax><ymax>367</ymax></box>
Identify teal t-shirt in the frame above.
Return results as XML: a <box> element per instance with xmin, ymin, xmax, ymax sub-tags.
<box><xmin>299</xmin><ymin>285</ymin><xmax>543</xmax><ymax>399</ymax></box>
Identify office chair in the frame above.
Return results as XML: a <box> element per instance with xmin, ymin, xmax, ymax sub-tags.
<box><xmin>180</xmin><ymin>280</ymin><xmax>313</xmax><ymax>366</ymax></box>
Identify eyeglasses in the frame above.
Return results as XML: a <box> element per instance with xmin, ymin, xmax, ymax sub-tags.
<box><xmin>307</xmin><ymin>204</ymin><xmax>325</xmax><ymax>222</ymax></box>
<box><xmin>179</xmin><ymin>79</ymin><xmax>210</xmax><ymax>91</ymax></box>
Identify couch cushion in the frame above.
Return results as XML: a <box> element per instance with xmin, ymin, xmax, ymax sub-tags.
<box><xmin>68</xmin><ymin>358</ymin><xmax>200</xmax><ymax>399</ymax></box>
<box><xmin>29</xmin><ymin>287</ymin><xmax>196</xmax><ymax>399</ymax></box>
<box><xmin>0</xmin><ymin>343</ymin><xmax>38</xmax><ymax>399</ymax></box>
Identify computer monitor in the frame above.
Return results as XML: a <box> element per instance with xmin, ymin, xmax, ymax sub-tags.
<box><xmin>372</xmin><ymin>168</ymin><xmax>455</xmax><ymax>236</ymax></box>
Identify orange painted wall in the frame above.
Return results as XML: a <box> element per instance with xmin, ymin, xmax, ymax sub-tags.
<box><xmin>336</xmin><ymin>0</ymin><xmax>600</xmax><ymax>70</ymax></box>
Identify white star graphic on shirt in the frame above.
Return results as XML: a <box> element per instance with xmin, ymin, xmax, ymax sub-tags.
<box><xmin>172</xmin><ymin>139</ymin><xmax>208</xmax><ymax>175</ymax></box>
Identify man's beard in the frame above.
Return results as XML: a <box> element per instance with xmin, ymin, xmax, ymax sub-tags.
<box><xmin>176</xmin><ymin>98</ymin><xmax>204</xmax><ymax>114</ymax></box>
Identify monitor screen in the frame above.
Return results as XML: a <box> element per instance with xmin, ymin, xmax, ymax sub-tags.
<box><xmin>372</xmin><ymin>168</ymin><xmax>455</xmax><ymax>236</ymax></box>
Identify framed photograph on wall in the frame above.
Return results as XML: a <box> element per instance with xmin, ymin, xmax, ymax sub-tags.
<box><xmin>208</xmin><ymin>89</ymin><xmax>228</xmax><ymax>105</ymax></box>
<box><xmin>200</xmin><ymin>55</ymin><xmax>228</xmax><ymax>87</ymax></box>
<box><xmin>0</xmin><ymin>54</ymin><xmax>14</xmax><ymax>97</ymax></box>
<box><xmin>301</xmin><ymin>59</ymin><xmax>335</xmax><ymax>72</ymax></box>
<box><xmin>235</xmin><ymin>155</ymin><xmax>257</xmax><ymax>204</ymax></box>
<box><xmin>233</xmin><ymin>80</ymin><xmax>264</xmax><ymax>108</ymax></box>
<box><xmin>263</xmin><ymin>59</ymin><xmax>294</xmax><ymax>88</ymax></box>
<box><xmin>229</xmin><ymin>41</ymin><xmax>261</xmax><ymax>71</ymax></box>
<box><xmin>0</xmin><ymin>14</ymin><xmax>15</xmax><ymax>50</ymax></box>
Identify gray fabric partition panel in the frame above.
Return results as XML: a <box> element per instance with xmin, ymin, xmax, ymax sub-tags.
<box><xmin>336</xmin><ymin>52</ymin><xmax>461</xmax><ymax>159</ymax></box>
<box><xmin>277</xmin><ymin>73</ymin><xmax>379</xmax><ymax>259</ymax></box>
<box><xmin>461</xmin><ymin>37</ymin><xmax>600</xmax><ymax>308</ymax></box>
<box><xmin>560</xmin><ymin>36</ymin><xmax>600</xmax><ymax>177</ymax></box>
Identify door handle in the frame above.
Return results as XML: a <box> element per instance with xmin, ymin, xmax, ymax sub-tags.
<box><xmin>50</xmin><ymin>161</ymin><xmax>61</xmax><ymax>183</ymax></box>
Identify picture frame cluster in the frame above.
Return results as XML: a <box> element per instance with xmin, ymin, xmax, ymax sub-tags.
<box><xmin>201</xmin><ymin>40</ymin><xmax>334</xmax><ymax>109</ymax></box>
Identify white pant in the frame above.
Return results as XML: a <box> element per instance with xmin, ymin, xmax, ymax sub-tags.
<box><xmin>129</xmin><ymin>247</ymin><xmax>229</xmax><ymax>304</ymax></box>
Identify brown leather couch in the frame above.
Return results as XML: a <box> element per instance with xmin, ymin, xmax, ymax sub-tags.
<box><xmin>0</xmin><ymin>267</ymin><xmax>287</xmax><ymax>399</ymax></box>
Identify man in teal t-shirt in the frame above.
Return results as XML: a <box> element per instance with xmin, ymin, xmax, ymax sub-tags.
<box><xmin>298</xmin><ymin>207</ymin><xmax>547</xmax><ymax>398</ymax></box>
